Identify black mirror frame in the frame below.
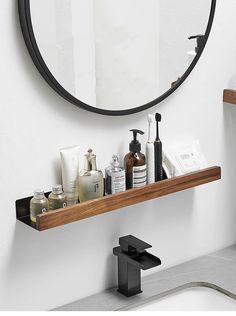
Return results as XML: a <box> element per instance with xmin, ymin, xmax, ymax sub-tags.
<box><xmin>18</xmin><ymin>0</ymin><xmax>216</xmax><ymax>116</ymax></box>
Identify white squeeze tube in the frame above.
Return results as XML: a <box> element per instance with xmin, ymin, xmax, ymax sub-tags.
<box><xmin>146</xmin><ymin>114</ymin><xmax>155</xmax><ymax>184</ymax></box>
<box><xmin>60</xmin><ymin>145</ymin><xmax>80</xmax><ymax>206</ymax></box>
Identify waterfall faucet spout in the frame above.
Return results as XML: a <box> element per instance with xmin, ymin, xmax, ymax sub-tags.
<box><xmin>113</xmin><ymin>235</ymin><xmax>161</xmax><ymax>297</ymax></box>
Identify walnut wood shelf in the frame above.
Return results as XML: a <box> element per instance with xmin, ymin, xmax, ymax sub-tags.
<box><xmin>16</xmin><ymin>166</ymin><xmax>221</xmax><ymax>231</ymax></box>
<box><xmin>223</xmin><ymin>89</ymin><xmax>236</xmax><ymax>105</ymax></box>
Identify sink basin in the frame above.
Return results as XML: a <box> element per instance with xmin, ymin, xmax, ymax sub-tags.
<box><xmin>130</xmin><ymin>286</ymin><xmax>236</xmax><ymax>311</ymax></box>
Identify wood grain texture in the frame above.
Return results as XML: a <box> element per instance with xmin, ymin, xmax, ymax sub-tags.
<box><xmin>36</xmin><ymin>166</ymin><xmax>221</xmax><ymax>231</ymax></box>
<box><xmin>223</xmin><ymin>89</ymin><xmax>236</xmax><ymax>104</ymax></box>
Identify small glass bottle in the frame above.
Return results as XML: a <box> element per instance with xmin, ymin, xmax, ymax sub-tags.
<box><xmin>48</xmin><ymin>184</ymin><xmax>67</xmax><ymax>210</ymax></box>
<box><xmin>78</xmin><ymin>149</ymin><xmax>104</xmax><ymax>202</ymax></box>
<box><xmin>30</xmin><ymin>189</ymin><xmax>49</xmax><ymax>223</ymax></box>
<box><xmin>105</xmin><ymin>155</ymin><xmax>126</xmax><ymax>195</ymax></box>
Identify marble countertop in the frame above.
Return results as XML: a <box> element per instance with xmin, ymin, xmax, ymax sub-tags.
<box><xmin>54</xmin><ymin>245</ymin><xmax>236</xmax><ymax>311</ymax></box>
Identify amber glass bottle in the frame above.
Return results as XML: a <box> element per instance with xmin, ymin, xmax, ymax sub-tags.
<box><xmin>124</xmin><ymin>129</ymin><xmax>146</xmax><ymax>190</ymax></box>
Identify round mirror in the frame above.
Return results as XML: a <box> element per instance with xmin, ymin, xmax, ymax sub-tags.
<box><xmin>19</xmin><ymin>0</ymin><xmax>216</xmax><ymax>115</ymax></box>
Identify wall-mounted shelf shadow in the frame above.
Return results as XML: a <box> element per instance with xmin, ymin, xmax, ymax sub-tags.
<box><xmin>16</xmin><ymin>166</ymin><xmax>221</xmax><ymax>232</ymax></box>
<box><xmin>223</xmin><ymin>89</ymin><xmax>236</xmax><ymax>105</ymax></box>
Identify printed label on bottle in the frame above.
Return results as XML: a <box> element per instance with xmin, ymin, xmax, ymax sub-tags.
<box><xmin>111</xmin><ymin>170</ymin><xmax>126</xmax><ymax>194</ymax></box>
<box><xmin>30</xmin><ymin>204</ymin><xmax>48</xmax><ymax>222</ymax></box>
<box><xmin>78</xmin><ymin>174</ymin><xmax>104</xmax><ymax>202</ymax></box>
<box><xmin>49</xmin><ymin>199</ymin><xmax>67</xmax><ymax>210</ymax></box>
<box><xmin>132</xmin><ymin>165</ymin><xmax>147</xmax><ymax>188</ymax></box>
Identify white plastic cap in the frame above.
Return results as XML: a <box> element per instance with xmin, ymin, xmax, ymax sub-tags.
<box><xmin>52</xmin><ymin>184</ymin><xmax>63</xmax><ymax>194</ymax></box>
<box><xmin>112</xmin><ymin>155</ymin><xmax>119</xmax><ymax>167</ymax></box>
<box><xmin>34</xmin><ymin>189</ymin><xmax>45</xmax><ymax>199</ymax></box>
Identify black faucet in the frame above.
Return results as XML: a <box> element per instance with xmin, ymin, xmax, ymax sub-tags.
<box><xmin>113</xmin><ymin>235</ymin><xmax>161</xmax><ymax>297</ymax></box>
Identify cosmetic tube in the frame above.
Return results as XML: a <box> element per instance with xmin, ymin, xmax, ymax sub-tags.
<box><xmin>60</xmin><ymin>145</ymin><xmax>80</xmax><ymax>206</ymax></box>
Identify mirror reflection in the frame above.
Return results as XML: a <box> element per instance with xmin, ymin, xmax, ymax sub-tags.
<box><xmin>30</xmin><ymin>0</ymin><xmax>211</xmax><ymax>111</ymax></box>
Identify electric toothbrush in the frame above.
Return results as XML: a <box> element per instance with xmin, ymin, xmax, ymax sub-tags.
<box><xmin>154</xmin><ymin>113</ymin><xmax>163</xmax><ymax>182</ymax></box>
<box><xmin>146</xmin><ymin>114</ymin><xmax>155</xmax><ymax>184</ymax></box>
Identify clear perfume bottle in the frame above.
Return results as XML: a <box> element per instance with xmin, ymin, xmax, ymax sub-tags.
<box><xmin>105</xmin><ymin>155</ymin><xmax>126</xmax><ymax>195</ymax></box>
<box><xmin>30</xmin><ymin>189</ymin><xmax>49</xmax><ymax>223</ymax></box>
<box><xmin>78</xmin><ymin>149</ymin><xmax>104</xmax><ymax>202</ymax></box>
<box><xmin>48</xmin><ymin>184</ymin><xmax>67</xmax><ymax>210</ymax></box>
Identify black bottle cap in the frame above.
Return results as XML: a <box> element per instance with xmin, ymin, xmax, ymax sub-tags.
<box><xmin>188</xmin><ymin>35</ymin><xmax>205</xmax><ymax>53</ymax></box>
<box><xmin>129</xmin><ymin>129</ymin><xmax>144</xmax><ymax>153</ymax></box>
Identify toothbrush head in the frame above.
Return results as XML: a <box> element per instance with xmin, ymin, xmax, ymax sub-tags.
<box><xmin>148</xmin><ymin>114</ymin><xmax>155</xmax><ymax>124</ymax></box>
<box><xmin>155</xmin><ymin>113</ymin><xmax>162</xmax><ymax>122</ymax></box>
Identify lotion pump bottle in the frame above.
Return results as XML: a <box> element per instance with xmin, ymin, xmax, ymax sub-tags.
<box><xmin>78</xmin><ymin>149</ymin><xmax>104</xmax><ymax>202</ymax></box>
<box><xmin>124</xmin><ymin>129</ymin><xmax>146</xmax><ymax>189</ymax></box>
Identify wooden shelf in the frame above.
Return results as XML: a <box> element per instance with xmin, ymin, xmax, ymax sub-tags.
<box><xmin>223</xmin><ymin>89</ymin><xmax>236</xmax><ymax>104</ymax></box>
<box><xmin>16</xmin><ymin>166</ymin><xmax>221</xmax><ymax>231</ymax></box>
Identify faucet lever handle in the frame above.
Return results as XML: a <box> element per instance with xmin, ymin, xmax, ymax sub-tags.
<box><xmin>119</xmin><ymin>235</ymin><xmax>152</xmax><ymax>254</ymax></box>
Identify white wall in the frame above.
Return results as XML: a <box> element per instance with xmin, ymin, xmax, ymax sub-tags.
<box><xmin>0</xmin><ymin>0</ymin><xmax>236</xmax><ymax>311</ymax></box>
